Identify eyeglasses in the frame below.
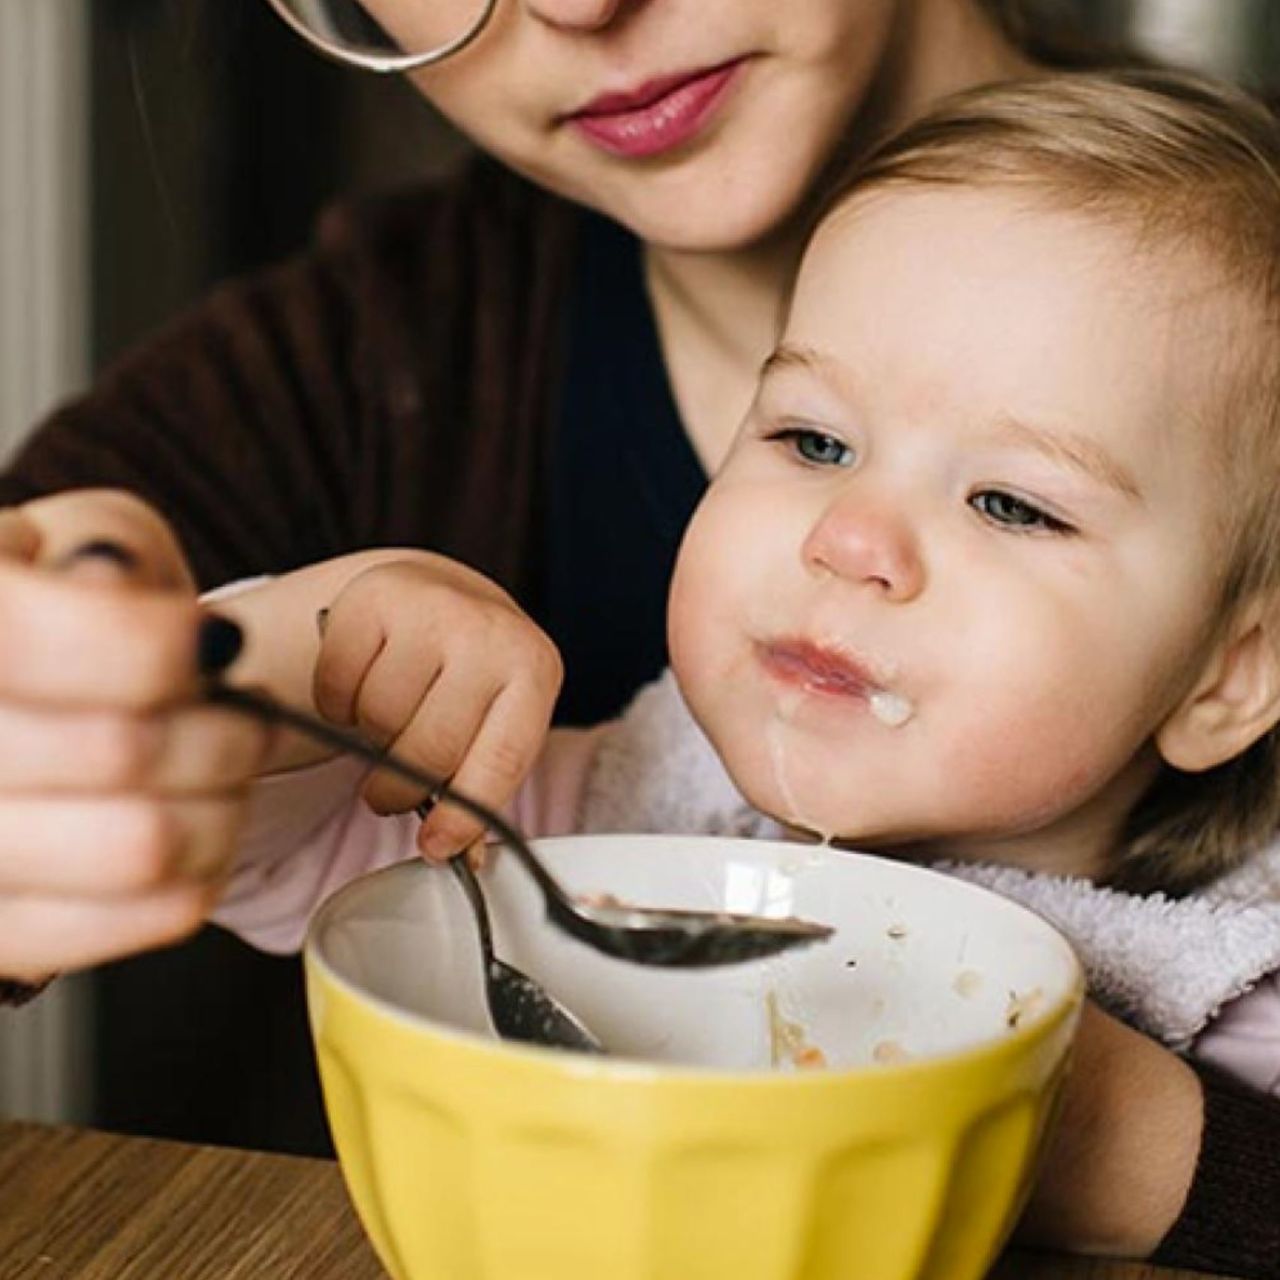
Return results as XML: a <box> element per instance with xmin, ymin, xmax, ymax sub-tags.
<box><xmin>263</xmin><ymin>0</ymin><xmax>500</xmax><ymax>73</ymax></box>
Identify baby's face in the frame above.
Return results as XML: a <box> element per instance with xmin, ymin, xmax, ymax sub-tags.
<box><xmin>669</xmin><ymin>185</ymin><xmax>1243</xmax><ymax>875</ymax></box>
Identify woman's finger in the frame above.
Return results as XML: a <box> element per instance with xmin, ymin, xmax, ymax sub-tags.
<box><xmin>0</xmin><ymin>562</ymin><xmax>201</xmax><ymax>708</ymax></box>
<box><xmin>0</xmin><ymin>509</ymin><xmax>43</xmax><ymax>562</ymax></box>
<box><xmin>0</xmin><ymin>793</ymin><xmax>250</xmax><ymax>895</ymax></box>
<box><xmin>0</xmin><ymin>703</ymin><xmax>268</xmax><ymax>795</ymax></box>
<box><xmin>20</xmin><ymin>489</ymin><xmax>194</xmax><ymax>591</ymax></box>
<box><xmin>0</xmin><ymin>884</ymin><xmax>218</xmax><ymax>980</ymax></box>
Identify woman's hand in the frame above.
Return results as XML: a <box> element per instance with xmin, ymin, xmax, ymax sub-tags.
<box><xmin>1017</xmin><ymin>1000</ymin><xmax>1202</xmax><ymax>1257</ymax></box>
<box><xmin>0</xmin><ymin>491</ymin><xmax>270</xmax><ymax>983</ymax></box>
<box><xmin>310</xmin><ymin>555</ymin><xmax>564</xmax><ymax>861</ymax></box>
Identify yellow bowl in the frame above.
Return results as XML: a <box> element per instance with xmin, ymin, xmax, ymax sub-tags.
<box><xmin>305</xmin><ymin>834</ymin><xmax>1083</xmax><ymax>1280</ymax></box>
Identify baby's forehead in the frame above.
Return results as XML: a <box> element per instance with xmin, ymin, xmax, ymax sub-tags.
<box><xmin>780</xmin><ymin>187</ymin><xmax>1267</xmax><ymax>469</ymax></box>
<box><xmin>799</xmin><ymin>182</ymin><xmax>1266</xmax><ymax>364</ymax></box>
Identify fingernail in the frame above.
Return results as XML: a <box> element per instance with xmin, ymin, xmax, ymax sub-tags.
<box><xmin>54</xmin><ymin>539</ymin><xmax>139</xmax><ymax>573</ymax></box>
<box><xmin>197</xmin><ymin>614</ymin><xmax>244</xmax><ymax>675</ymax></box>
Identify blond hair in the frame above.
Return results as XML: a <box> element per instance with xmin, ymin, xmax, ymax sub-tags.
<box><xmin>820</xmin><ymin>70</ymin><xmax>1280</xmax><ymax>894</ymax></box>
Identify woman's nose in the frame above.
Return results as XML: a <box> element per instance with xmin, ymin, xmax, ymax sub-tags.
<box><xmin>802</xmin><ymin>495</ymin><xmax>925</xmax><ymax>602</ymax></box>
<box><xmin>523</xmin><ymin>0</ymin><xmax>633</xmax><ymax>31</ymax></box>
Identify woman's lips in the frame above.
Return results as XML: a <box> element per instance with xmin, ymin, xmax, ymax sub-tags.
<box><xmin>565</xmin><ymin>59</ymin><xmax>745</xmax><ymax>159</ymax></box>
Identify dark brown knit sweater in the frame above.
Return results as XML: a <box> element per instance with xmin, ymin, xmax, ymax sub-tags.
<box><xmin>0</xmin><ymin>158</ymin><xmax>575</xmax><ymax>598</ymax></box>
<box><xmin>1</xmin><ymin>159</ymin><xmax>1276</xmax><ymax>1275</ymax></box>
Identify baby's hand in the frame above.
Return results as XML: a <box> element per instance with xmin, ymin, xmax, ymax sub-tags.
<box><xmin>313</xmin><ymin>557</ymin><xmax>563</xmax><ymax>861</ymax></box>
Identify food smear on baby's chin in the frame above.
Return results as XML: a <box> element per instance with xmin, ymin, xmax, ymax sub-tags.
<box><xmin>766</xmin><ymin>989</ymin><xmax>828</xmax><ymax>1070</ymax></box>
<box><xmin>765</xmin><ymin>694</ymin><xmax>837</xmax><ymax>842</ymax></box>
<box><xmin>869</xmin><ymin>689</ymin><xmax>915</xmax><ymax>728</ymax></box>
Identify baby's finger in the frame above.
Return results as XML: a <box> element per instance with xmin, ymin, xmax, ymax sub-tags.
<box><xmin>312</xmin><ymin>604</ymin><xmax>415</xmax><ymax>727</ymax></box>
<box><xmin>0</xmin><ymin>703</ymin><xmax>268</xmax><ymax>795</ymax></box>
<box><xmin>360</xmin><ymin>669</ymin><xmax>498</xmax><ymax>816</ymax></box>
<box><xmin>415</xmin><ymin>683</ymin><xmax>548</xmax><ymax>862</ymax></box>
<box><xmin>0</xmin><ymin>884</ymin><xmax>217</xmax><ymax>979</ymax></box>
<box><xmin>0</xmin><ymin>793</ymin><xmax>248</xmax><ymax>896</ymax></box>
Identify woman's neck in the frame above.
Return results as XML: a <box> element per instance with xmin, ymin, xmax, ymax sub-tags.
<box><xmin>645</xmin><ymin>0</ymin><xmax>1036</xmax><ymax>475</ymax></box>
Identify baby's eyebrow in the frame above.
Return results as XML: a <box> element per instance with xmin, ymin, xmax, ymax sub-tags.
<box><xmin>989</xmin><ymin>414</ymin><xmax>1144</xmax><ymax>502</ymax></box>
<box><xmin>759</xmin><ymin>343</ymin><xmax>837</xmax><ymax>384</ymax></box>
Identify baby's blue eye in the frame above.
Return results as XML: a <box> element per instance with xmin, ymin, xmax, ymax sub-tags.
<box><xmin>772</xmin><ymin>427</ymin><xmax>853</xmax><ymax>468</ymax></box>
<box><xmin>970</xmin><ymin>489</ymin><xmax>1072</xmax><ymax>534</ymax></box>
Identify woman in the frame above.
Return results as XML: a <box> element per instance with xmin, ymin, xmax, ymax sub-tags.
<box><xmin>0</xmin><ymin>0</ymin><xmax>1275</xmax><ymax>1270</ymax></box>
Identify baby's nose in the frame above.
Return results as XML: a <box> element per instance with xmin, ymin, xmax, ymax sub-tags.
<box><xmin>801</xmin><ymin>495</ymin><xmax>925</xmax><ymax>601</ymax></box>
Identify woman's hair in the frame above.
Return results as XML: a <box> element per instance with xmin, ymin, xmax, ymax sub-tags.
<box><xmin>978</xmin><ymin>0</ymin><xmax>1143</xmax><ymax>70</ymax></box>
<box><xmin>819</xmin><ymin>69</ymin><xmax>1280</xmax><ymax>894</ymax></box>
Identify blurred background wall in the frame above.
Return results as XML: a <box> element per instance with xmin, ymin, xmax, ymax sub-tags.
<box><xmin>1</xmin><ymin>0</ymin><xmax>1280</xmax><ymax>1152</ymax></box>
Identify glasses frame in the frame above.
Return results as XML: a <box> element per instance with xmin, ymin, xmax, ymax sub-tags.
<box><xmin>263</xmin><ymin>0</ymin><xmax>500</xmax><ymax>72</ymax></box>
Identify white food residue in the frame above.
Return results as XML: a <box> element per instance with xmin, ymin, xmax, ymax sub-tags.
<box><xmin>869</xmin><ymin>689</ymin><xmax>915</xmax><ymax>728</ymax></box>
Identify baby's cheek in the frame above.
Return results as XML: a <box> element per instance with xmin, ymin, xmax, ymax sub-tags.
<box><xmin>932</xmin><ymin>689</ymin><xmax>1117</xmax><ymax>827</ymax></box>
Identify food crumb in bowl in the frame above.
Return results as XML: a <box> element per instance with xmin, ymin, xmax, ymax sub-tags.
<box><xmin>765</xmin><ymin>990</ymin><xmax>828</xmax><ymax>1070</ymax></box>
<box><xmin>872</xmin><ymin>1039</ymin><xmax>912</xmax><ymax>1065</ymax></box>
<box><xmin>1005</xmin><ymin>987</ymin><xmax>1046</xmax><ymax>1030</ymax></box>
<box><xmin>952</xmin><ymin>969</ymin><xmax>984</xmax><ymax>999</ymax></box>
<box><xmin>886</xmin><ymin>923</ymin><xmax>908</xmax><ymax>940</ymax></box>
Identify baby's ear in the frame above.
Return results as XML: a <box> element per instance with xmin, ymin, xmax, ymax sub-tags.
<box><xmin>1157</xmin><ymin>598</ymin><xmax>1280</xmax><ymax>772</ymax></box>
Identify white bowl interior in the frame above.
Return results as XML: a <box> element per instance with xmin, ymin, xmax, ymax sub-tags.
<box><xmin>311</xmin><ymin>835</ymin><xmax>1080</xmax><ymax>1073</ymax></box>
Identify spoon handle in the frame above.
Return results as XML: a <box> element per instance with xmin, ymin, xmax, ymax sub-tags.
<box><xmin>450</xmin><ymin>857</ymin><xmax>496</xmax><ymax>954</ymax></box>
<box><xmin>205</xmin><ymin>683</ymin><xmax>571</xmax><ymax>904</ymax></box>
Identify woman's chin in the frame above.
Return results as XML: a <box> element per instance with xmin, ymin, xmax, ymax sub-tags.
<box><xmin>569</xmin><ymin>154</ymin><xmax>816</xmax><ymax>254</ymax></box>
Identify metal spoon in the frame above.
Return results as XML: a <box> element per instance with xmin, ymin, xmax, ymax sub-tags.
<box><xmin>207</xmin><ymin>683</ymin><xmax>834</xmax><ymax>967</ymax></box>
<box><xmin>448</xmin><ymin>849</ymin><xmax>604</xmax><ymax>1053</ymax></box>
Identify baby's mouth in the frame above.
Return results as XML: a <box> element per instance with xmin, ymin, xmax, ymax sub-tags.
<box><xmin>756</xmin><ymin>639</ymin><xmax>915</xmax><ymax>728</ymax></box>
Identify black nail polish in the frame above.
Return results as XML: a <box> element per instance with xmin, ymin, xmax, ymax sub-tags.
<box><xmin>198</xmin><ymin>614</ymin><xmax>244</xmax><ymax>675</ymax></box>
<box><xmin>54</xmin><ymin>539</ymin><xmax>139</xmax><ymax>572</ymax></box>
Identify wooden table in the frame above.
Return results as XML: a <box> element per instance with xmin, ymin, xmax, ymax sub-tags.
<box><xmin>0</xmin><ymin>1119</ymin><xmax>1236</xmax><ymax>1279</ymax></box>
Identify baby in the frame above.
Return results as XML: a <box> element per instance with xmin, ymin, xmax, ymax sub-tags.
<box><xmin>214</xmin><ymin>69</ymin><xmax>1280</xmax><ymax>1091</ymax></box>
